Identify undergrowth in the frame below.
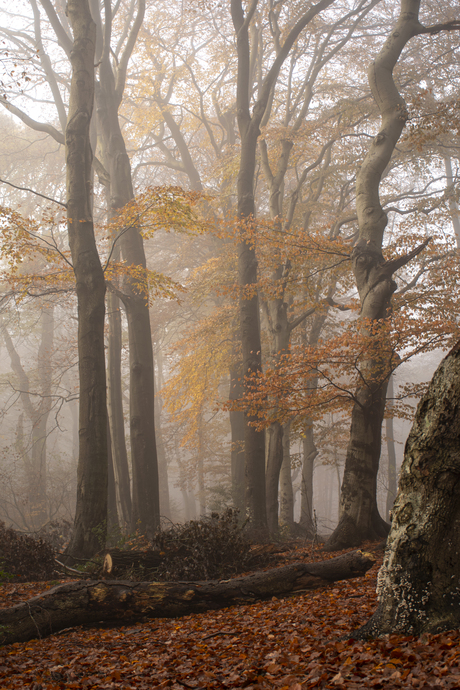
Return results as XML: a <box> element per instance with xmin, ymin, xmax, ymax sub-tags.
<box><xmin>0</xmin><ymin>522</ymin><xmax>56</xmax><ymax>582</ymax></box>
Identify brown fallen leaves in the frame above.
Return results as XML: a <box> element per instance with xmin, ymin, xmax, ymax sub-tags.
<box><xmin>0</xmin><ymin>542</ymin><xmax>459</xmax><ymax>689</ymax></box>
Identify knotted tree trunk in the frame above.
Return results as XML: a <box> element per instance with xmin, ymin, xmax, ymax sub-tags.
<box><xmin>356</xmin><ymin>340</ymin><xmax>460</xmax><ymax>637</ymax></box>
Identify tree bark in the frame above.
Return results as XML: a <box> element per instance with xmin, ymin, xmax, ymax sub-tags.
<box><xmin>326</xmin><ymin>0</ymin><xmax>429</xmax><ymax>551</ymax></box>
<box><xmin>385</xmin><ymin>374</ymin><xmax>397</xmax><ymax>521</ymax></box>
<box><xmin>64</xmin><ymin>0</ymin><xmax>107</xmax><ymax>560</ymax></box>
<box><xmin>279</xmin><ymin>422</ymin><xmax>294</xmax><ymax>532</ymax></box>
<box><xmin>106</xmin><ymin>289</ymin><xmax>132</xmax><ymax>529</ymax></box>
<box><xmin>0</xmin><ymin>550</ymin><xmax>375</xmax><ymax>645</ymax></box>
<box><xmin>231</xmin><ymin>0</ymin><xmax>336</xmax><ymax>536</ymax></box>
<box><xmin>1</xmin><ymin>303</ymin><xmax>54</xmax><ymax>530</ymax></box>
<box><xmin>95</xmin><ymin>0</ymin><xmax>160</xmax><ymax>538</ymax></box>
<box><xmin>356</xmin><ymin>341</ymin><xmax>460</xmax><ymax>638</ymax></box>
<box><xmin>229</xmin><ymin>362</ymin><xmax>245</xmax><ymax>515</ymax></box>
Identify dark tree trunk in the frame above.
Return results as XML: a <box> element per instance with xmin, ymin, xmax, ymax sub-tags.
<box><xmin>325</xmin><ymin>382</ymin><xmax>390</xmax><ymax>551</ymax></box>
<box><xmin>0</xmin><ymin>550</ymin><xmax>375</xmax><ymax>645</ymax></box>
<box><xmin>96</xmin><ymin>2</ymin><xmax>160</xmax><ymax>538</ymax></box>
<box><xmin>229</xmin><ymin>363</ymin><xmax>245</xmax><ymax>514</ymax></box>
<box><xmin>64</xmin><ymin>0</ymin><xmax>107</xmax><ymax>560</ymax></box>
<box><xmin>356</xmin><ymin>341</ymin><xmax>460</xmax><ymax>638</ymax></box>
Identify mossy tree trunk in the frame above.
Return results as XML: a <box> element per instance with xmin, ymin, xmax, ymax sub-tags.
<box><xmin>357</xmin><ymin>341</ymin><xmax>460</xmax><ymax>637</ymax></box>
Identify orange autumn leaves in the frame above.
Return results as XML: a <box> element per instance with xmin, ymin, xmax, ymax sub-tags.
<box><xmin>2</xmin><ymin>543</ymin><xmax>460</xmax><ymax>688</ymax></box>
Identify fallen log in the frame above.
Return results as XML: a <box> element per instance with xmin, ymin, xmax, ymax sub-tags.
<box><xmin>0</xmin><ymin>549</ymin><xmax>374</xmax><ymax>645</ymax></box>
<box><xmin>102</xmin><ymin>549</ymin><xmax>163</xmax><ymax>577</ymax></box>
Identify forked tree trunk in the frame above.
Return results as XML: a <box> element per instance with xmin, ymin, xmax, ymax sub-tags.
<box><xmin>0</xmin><ymin>550</ymin><xmax>375</xmax><ymax>645</ymax></box>
<box><xmin>65</xmin><ymin>0</ymin><xmax>107</xmax><ymax>559</ymax></box>
<box><xmin>356</xmin><ymin>341</ymin><xmax>460</xmax><ymax>638</ymax></box>
<box><xmin>231</xmin><ymin>0</ymin><xmax>336</xmax><ymax>537</ymax></box>
<box><xmin>96</xmin><ymin>0</ymin><xmax>160</xmax><ymax>538</ymax></box>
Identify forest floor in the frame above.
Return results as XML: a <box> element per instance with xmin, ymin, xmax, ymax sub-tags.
<box><xmin>0</xmin><ymin>541</ymin><xmax>459</xmax><ymax>689</ymax></box>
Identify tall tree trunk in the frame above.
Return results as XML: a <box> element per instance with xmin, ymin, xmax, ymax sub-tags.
<box><xmin>229</xmin><ymin>364</ymin><xmax>245</xmax><ymax>515</ymax></box>
<box><xmin>1</xmin><ymin>304</ymin><xmax>54</xmax><ymax>529</ymax></box>
<box><xmin>300</xmin><ymin>421</ymin><xmax>318</xmax><ymax>535</ymax></box>
<box><xmin>106</xmin><ymin>288</ymin><xmax>132</xmax><ymax>529</ymax></box>
<box><xmin>385</xmin><ymin>374</ymin><xmax>397</xmax><ymax>522</ymax></box>
<box><xmin>326</xmin><ymin>0</ymin><xmax>431</xmax><ymax>551</ymax></box>
<box><xmin>279</xmin><ymin>422</ymin><xmax>294</xmax><ymax>532</ymax></box>
<box><xmin>96</xmin><ymin>0</ymin><xmax>160</xmax><ymax>538</ymax></box>
<box><xmin>231</xmin><ymin>0</ymin><xmax>336</xmax><ymax>536</ymax></box>
<box><xmin>65</xmin><ymin>0</ymin><xmax>107</xmax><ymax>559</ymax></box>
<box><xmin>356</xmin><ymin>341</ymin><xmax>460</xmax><ymax>638</ymax></box>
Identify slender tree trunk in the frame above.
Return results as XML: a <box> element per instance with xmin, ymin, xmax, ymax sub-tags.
<box><xmin>230</xmin><ymin>0</ymin><xmax>336</xmax><ymax>536</ymax></box>
<box><xmin>65</xmin><ymin>0</ymin><xmax>107</xmax><ymax>559</ymax></box>
<box><xmin>300</xmin><ymin>422</ymin><xmax>318</xmax><ymax>535</ymax></box>
<box><xmin>1</xmin><ymin>304</ymin><xmax>54</xmax><ymax>529</ymax></box>
<box><xmin>96</xmin><ymin>16</ymin><xmax>160</xmax><ymax>537</ymax></box>
<box><xmin>279</xmin><ymin>422</ymin><xmax>294</xmax><ymax>532</ymax></box>
<box><xmin>106</xmin><ymin>289</ymin><xmax>132</xmax><ymax>529</ymax></box>
<box><xmin>229</xmin><ymin>364</ymin><xmax>245</xmax><ymax>515</ymax></box>
<box><xmin>385</xmin><ymin>373</ymin><xmax>397</xmax><ymax>521</ymax></box>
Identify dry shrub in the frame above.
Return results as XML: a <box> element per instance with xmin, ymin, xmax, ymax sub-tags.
<box><xmin>0</xmin><ymin>522</ymin><xmax>56</xmax><ymax>581</ymax></box>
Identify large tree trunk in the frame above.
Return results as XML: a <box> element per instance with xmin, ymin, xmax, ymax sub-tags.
<box><xmin>65</xmin><ymin>0</ymin><xmax>107</xmax><ymax>559</ymax></box>
<box><xmin>326</xmin><ymin>0</ymin><xmax>430</xmax><ymax>551</ymax></box>
<box><xmin>356</xmin><ymin>341</ymin><xmax>460</xmax><ymax>638</ymax></box>
<box><xmin>0</xmin><ymin>550</ymin><xmax>374</xmax><ymax>645</ymax></box>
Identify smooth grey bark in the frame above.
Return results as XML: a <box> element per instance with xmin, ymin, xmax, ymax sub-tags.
<box><xmin>106</xmin><ymin>288</ymin><xmax>132</xmax><ymax>529</ymax></box>
<box><xmin>258</xmin><ymin>0</ymin><xmax>379</xmax><ymax>536</ymax></box>
<box><xmin>385</xmin><ymin>373</ymin><xmax>397</xmax><ymax>521</ymax></box>
<box><xmin>300</xmin><ymin>421</ymin><xmax>318</xmax><ymax>535</ymax></box>
<box><xmin>231</xmin><ymin>0</ymin><xmax>336</xmax><ymax>536</ymax></box>
<box><xmin>279</xmin><ymin>422</ymin><xmax>294</xmax><ymax>532</ymax></box>
<box><xmin>95</xmin><ymin>0</ymin><xmax>160</xmax><ymax>538</ymax></box>
<box><xmin>153</xmin><ymin>343</ymin><xmax>171</xmax><ymax>520</ymax></box>
<box><xmin>1</xmin><ymin>304</ymin><xmax>54</xmax><ymax>529</ymax></box>
<box><xmin>229</xmin><ymin>362</ymin><xmax>245</xmax><ymax>515</ymax></box>
<box><xmin>356</xmin><ymin>341</ymin><xmax>460</xmax><ymax>638</ymax></box>
<box><xmin>64</xmin><ymin>0</ymin><xmax>107</xmax><ymax>559</ymax></box>
<box><xmin>326</xmin><ymin>0</ymin><xmax>434</xmax><ymax>551</ymax></box>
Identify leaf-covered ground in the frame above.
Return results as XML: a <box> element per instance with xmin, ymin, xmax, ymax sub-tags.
<box><xmin>1</xmin><ymin>542</ymin><xmax>460</xmax><ymax>689</ymax></box>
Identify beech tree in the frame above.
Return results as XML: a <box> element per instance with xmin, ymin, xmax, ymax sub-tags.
<box><xmin>231</xmin><ymin>0</ymin><xmax>338</xmax><ymax>534</ymax></box>
<box><xmin>326</xmin><ymin>0</ymin><xmax>460</xmax><ymax>550</ymax></box>
<box><xmin>357</xmin><ymin>338</ymin><xmax>460</xmax><ymax>638</ymax></box>
<box><xmin>63</xmin><ymin>0</ymin><xmax>108</xmax><ymax>559</ymax></box>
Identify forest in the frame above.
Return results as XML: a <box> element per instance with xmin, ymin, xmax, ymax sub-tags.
<box><xmin>0</xmin><ymin>0</ymin><xmax>460</xmax><ymax>685</ymax></box>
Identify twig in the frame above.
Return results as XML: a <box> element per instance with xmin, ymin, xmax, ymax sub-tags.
<box><xmin>202</xmin><ymin>631</ymin><xmax>236</xmax><ymax>640</ymax></box>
